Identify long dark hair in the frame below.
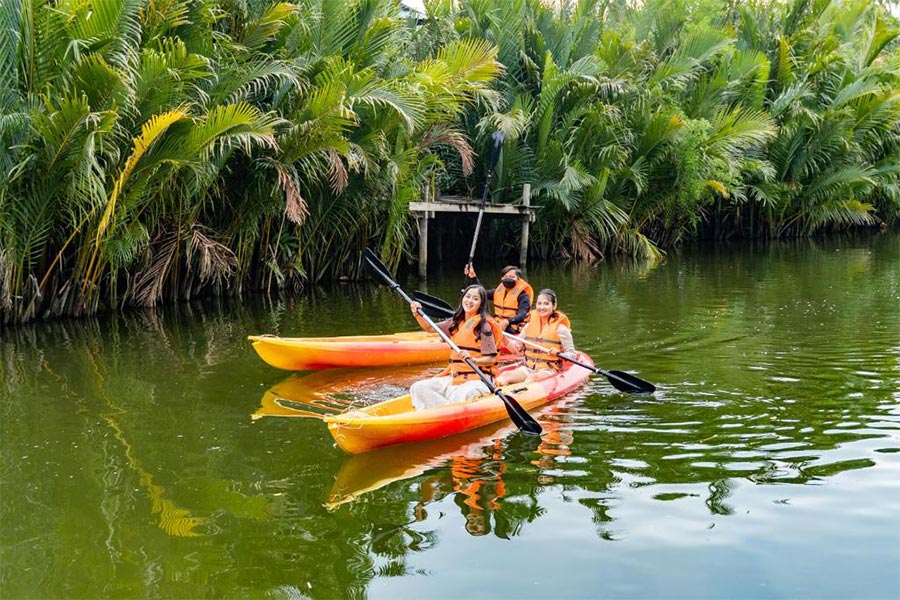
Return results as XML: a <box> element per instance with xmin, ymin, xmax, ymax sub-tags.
<box><xmin>537</xmin><ymin>288</ymin><xmax>560</xmax><ymax>321</ymax></box>
<box><xmin>450</xmin><ymin>284</ymin><xmax>491</xmax><ymax>339</ymax></box>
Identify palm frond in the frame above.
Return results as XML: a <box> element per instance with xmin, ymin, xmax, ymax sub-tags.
<box><xmin>706</xmin><ymin>106</ymin><xmax>776</xmax><ymax>159</ymax></box>
<box><xmin>184</xmin><ymin>102</ymin><xmax>280</xmax><ymax>159</ymax></box>
<box><xmin>240</xmin><ymin>2</ymin><xmax>298</xmax><ymax>50</ymax></box>
<box><xmin>421</xmin><ymin>125</ymin><xmax>474</xmax><ymax>175</ymax></box>
<box><xmin>97</xmin><ymin>106</ymin><xmax>188</xmax><ymax>243</ymax></box>
<box><xmin>805</xmin><ymin>197</ymin><xmax>875</xmax><ymax>232</ymax></box>
<box><xmin>189</xmin><ymin>226</ymin><xmax>237</xmax><ymax>287</ymax></box>
<box><xmin>0</xmin><ymin>0</ymin><xmax>22</xmax><ymax>108</ymax></box>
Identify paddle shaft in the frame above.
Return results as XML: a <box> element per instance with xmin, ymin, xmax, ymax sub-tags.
<box><xmin>505</xmin><ymin>333</ymin><xmax>598</xmax><ymax>374</ymax></box>
<box><xmin>466</xmin><ymin>174</ymin><xmax>491</xmax><ymax>264</ymax></box>
<box><xmin>465</xmin><ymin>131</ymin><xmax>505</xmax><ymax>271</ymax></box>
<box><xmin>504</xmin><ymin>332</ymin><xmax>655</xmax><ymax>393</ymax></box>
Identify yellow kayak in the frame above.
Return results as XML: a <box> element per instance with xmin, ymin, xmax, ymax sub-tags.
<box><xmin>247</xmin><ymin>331</ymin><xmax>449</xmax><ymax>370</ymax></box>
<box><xmin>324</xmin><ymin>352</ymin><xmax>594</xmax><ymax>454</ymax></box>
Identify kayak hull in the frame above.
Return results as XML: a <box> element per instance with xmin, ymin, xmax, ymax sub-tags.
<box><xmin>248</xmin><ymin>331</ymin><xmax>449</xmax><ymax>370</ymax></box>
<box><xmin>324</xmin><ymin>352</ymin><xmax>594</xmax><ymax>454</ymax></box>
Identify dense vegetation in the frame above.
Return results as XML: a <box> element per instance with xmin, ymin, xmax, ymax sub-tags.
<box><xmin>2</xmin><ymin>0</ymin><xmax>898</xmax><ymax>323</ymax></box>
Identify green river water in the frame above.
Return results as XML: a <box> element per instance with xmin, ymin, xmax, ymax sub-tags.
<box><xmin>2</xmin><ymin>234</ymin><xmax>899</xmax><ymax>599</ymax></box>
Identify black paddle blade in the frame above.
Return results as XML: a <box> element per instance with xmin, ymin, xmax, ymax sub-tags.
<box><xmin>495</xmin><ymin>390</ymin><xmax>542</xmax><ymax>435</ymax></box>
<box><xmin>487</xmin><ymin>130</ymin><xmax>506</xmax><ymax>171</ymax></box>
<box><xmin>414</xmin><ymin>290</ymin><xmax>453</xmax><ymax>311</ymax></box>
<box><xmin>605</xmin><ymin>370</ymin><xmax>656</xmax><ymax>394</ymax></box>
<box><xmin>413</xmin><ymin>291</ymin><xmax>454</xmax><ymax>319</ymax></box>
<box><xmin>363</xmin><ymin>248</ymin><xmax>394</xmax><ymax>286</ymax></box>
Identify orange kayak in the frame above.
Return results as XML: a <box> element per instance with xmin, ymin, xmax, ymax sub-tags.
<box><xmin>247</xmin><ymin>331</ymin><xmax>449</xmax><ymax>370</ymax></box>
<box><xmin>324</xmin><ymin>352</ymin><xmax>594</xmax><ymax>454</ymax></box>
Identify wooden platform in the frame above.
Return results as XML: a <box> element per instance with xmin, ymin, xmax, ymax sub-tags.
<box><xmin>408</xmin><ymin>185</ymin><xmax>537</xmax><ymax>277</ymax></box>
<box><xmin>409</xmin><ymin>196</ymin><xmax>534</xmax><ymax>216</ymax></box>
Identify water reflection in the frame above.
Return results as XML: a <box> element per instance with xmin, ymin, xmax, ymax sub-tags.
<box><xmin>328</xmin><ymin>422</ymin><xmax>513</xmax><ymax>503</ymax></box>
<box><xmin>252</xmin><ymin>357</ymin><xmax>526</xmax><ymax>420</ymax></box>
<box><xmin>330</xmin><ymin>425</ymin><xmax>554</xmax><ymax>539</ymax></box>
<box><xmin>252</xmin><ymin>365</ymin><xmax>440</xmax><ymax>420</ymax></box>
<box><xmin>326</xmin><ymin>398</ymin><xmax>586</xmax><ymax>539</ymax></box>
<box><xmin>2</xmin><ymin>233</ymin><xmax>899</xmax><ymax>598</ymax></box>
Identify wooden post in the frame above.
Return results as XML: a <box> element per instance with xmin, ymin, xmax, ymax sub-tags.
<box><xmin>417</xmin><ymin>213</ymin><xmax>429</xmax><ymax>278</ymax></box>
<box><xmin>519</xmin><ymin>183</ymin><xmax>531</xmax><ymax>267</ymax></box>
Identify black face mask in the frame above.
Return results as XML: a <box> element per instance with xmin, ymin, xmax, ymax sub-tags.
<box><xmin>501</xmin><ymin>278</ymin><xmax>516</xmax><ymax>289</ymax></box>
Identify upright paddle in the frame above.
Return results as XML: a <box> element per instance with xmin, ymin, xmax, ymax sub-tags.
<box><xmin>363</xmin><ymin>249</ymin><xmax>542</xmax><ymax>435</ymax></box>
<box><xmin>464</xmin><ymin>130</ymin><xmax>506</xmax><ymax>285</ymax></box>
<box><xmin>412</xmin><ymin>290</ymin><xmax>657</xmax><ymax>395</ymax></box>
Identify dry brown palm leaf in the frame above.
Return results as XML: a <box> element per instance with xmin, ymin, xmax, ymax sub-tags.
<box><xmin>133</xmin><ymin>229</ymin><xmax>179</xmax><ymax>307</ymax></box>
<box><xmin>327</xmin><ymin>149</ymin><xmax>349</xmax><ymax>192</ymax></box>
<box><xmin>271</xmin><ymin>160</ymin><xmax>308</xmax><ymax>224</ymax></box>
<box><xmin>567</xmin><ymin>220</ymin><xmax>602</xmax><ymax>262</ymax></box>
<box><xmin>422</xmin><ymin>127</ymin><xmax>475</xmax><ymax>175</ymax></box>
<box><xmin>190</xmin><ymin>227</ymin><xmax>237</xmax><ymax>286</ymax></box>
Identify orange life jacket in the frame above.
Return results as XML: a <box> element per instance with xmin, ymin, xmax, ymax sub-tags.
<box><xmin>492</xmin><ymin>279</ymin><xmax>534</xmax><ymax>332</ymax></box>
<box><xmin>447</xmin><ymin>315</ymin><xmax>502</xmax><ymax>385</ymax></box>
<box><xmin>522</xmin><ymin>310</ymin><xmax>571</xmax><ymax>372</ymax></box>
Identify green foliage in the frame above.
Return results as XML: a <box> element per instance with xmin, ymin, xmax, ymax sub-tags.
<box><xmin>434</xmin><ymin>0</ymin><xmax>897</xmax><ymax>255</ymax></box>
<box><xmin>1</xmin><ymin>0</ymin><xmax>898</xmax><ymax>323</ymax></box>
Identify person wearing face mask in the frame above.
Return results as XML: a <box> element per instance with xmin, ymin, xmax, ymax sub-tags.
<box><xmin>494</xmin><ymin>289</ymin><xmax>576</xmax><ymax>386</ymax></box>
<box><xmin>463</xmin><ymin>264</ymin><xmax>533</xmax><ymax>334</ymax></box>
<box><xmin>408</xmin><ymin>284</ymin><xmax>501</xmax><ymax>410</ymax></box>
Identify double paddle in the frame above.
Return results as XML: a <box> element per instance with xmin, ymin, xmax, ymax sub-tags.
<box><xmin>363</xmin><ymin>249</ymin><xmax>543</xmax><ymax>435</ymax></box>
<box><xmin>412</xmin><ymin>290</ymin><xmax>656</xmax><ymax>395</ymax></box>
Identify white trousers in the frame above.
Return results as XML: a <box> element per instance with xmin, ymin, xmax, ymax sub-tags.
<box><xmin>410</xmin><ymin>376</ymin><xmax>490</xmax><ymax>410</ymax></box>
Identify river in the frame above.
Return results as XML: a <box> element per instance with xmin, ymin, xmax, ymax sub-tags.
<box><xmin>2</xmin><ymin>233</ymin><xmax>898</xmax><ymax>598</ymax></box>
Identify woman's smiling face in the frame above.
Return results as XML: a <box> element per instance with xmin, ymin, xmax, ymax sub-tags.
<box><xmin>461</xmin><ymin>288</ymin><xmax>482</xmax><ymax>314</ymax></box>
<box><xmin>535</xmin><ymin>293</ymin><xmax>556</xmax><ymax>317</ymax></box>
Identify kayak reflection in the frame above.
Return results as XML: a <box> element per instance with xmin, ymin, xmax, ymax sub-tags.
<box><xmin>326</xmin><ymin>420</ymin><xmax>517</xmax><ymax>508</ymax></box>
<box><xmin>252</xmin><ymin>364</ymin><xmax>444</xmax><ymax>420</ymax></box>
<box><xmin>326</xmin><ymin>399</ymin><xmax>580</xmax><ymax>538</ymax></box>
<box><xmin>253</xmin><ymin>354</ymin><xmax>526</xmax><ymax>421</ymax></box>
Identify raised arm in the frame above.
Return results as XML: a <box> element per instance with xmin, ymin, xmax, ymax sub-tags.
<box><xmin>463</xmin><ymin>263</ymin><xmax>480</xmax><ymax>288</ymax></box>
